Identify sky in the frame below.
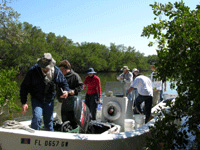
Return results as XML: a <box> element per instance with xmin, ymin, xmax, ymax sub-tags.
<box><xmin>8</xmin><ymin>0</ymin><xmax>199</xmax><ymax>56</ymax></box>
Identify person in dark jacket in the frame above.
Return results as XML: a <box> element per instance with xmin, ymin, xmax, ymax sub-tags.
<box><xmin>58</xmin><ymin>60</ymin><xmax>84</xmax><ymax>129</ymax></box>
<box><xmin>20</xmin><ymin>53</ymin><xmax>71</xmax><ymax>131</ymax></box>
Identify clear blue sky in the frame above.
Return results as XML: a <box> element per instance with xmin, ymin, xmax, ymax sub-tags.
<box><xmin>8</xmin><ymin>0</ymin><xmax>198</xmax><ymax>56</ymax></box>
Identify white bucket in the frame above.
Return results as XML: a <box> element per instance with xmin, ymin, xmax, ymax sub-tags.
<box><xmin>124</xmin><ymin>119</ymin><xmax>135</xmax><ymax>132</ymax></box>
<box><xmin>133</xmin><ymin>115</ymin><xmax>145</xmax><ymax>129</ymax></box>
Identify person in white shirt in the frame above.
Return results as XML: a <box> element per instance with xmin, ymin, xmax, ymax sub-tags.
<box><xmin>126</xmin><ymin>74</ymin><xmax>153</xmax><ymax>123</ymax></box>
<box><xmin>150</xmin><ymin>65</ymin><xmax>166</xmax><ymax>106</ymax></box>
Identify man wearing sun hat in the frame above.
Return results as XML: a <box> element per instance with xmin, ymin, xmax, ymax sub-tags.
<box><xmin>83</xmin><ymin>68</ymin><xmax>101</xmax><ymax>120</ymax></box>
<box><xmin>20</xmin><ymin>53</ymin><xmax>71</xmax><ymax>131</ymax></box>
<box><xmin>117</xmin><ymin>66</ymin><xmax>133</xmax><ymax>101</ymax></box>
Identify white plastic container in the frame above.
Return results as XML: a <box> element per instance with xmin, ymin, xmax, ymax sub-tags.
<box><xmin>124</xmin><ymin>119</ymin><xmax>135</xmax><ymax>132</ymax></box>
<box><xmin>133</xmin><ymin>115</ymin><xmax>145</xmax><ymax>129</ymax></box>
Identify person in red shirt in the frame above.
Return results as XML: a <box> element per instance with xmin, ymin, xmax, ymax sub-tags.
<box><xmin>83</xmin><ymin>68</ymin><xmax>101</xmax><ymax>120</ymax></box>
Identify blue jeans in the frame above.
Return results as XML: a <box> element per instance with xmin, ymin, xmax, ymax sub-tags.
<box><xmin>132</xmin><ymin>88</ymin><xmax>139</xmax><ymax>107</ymax></box>
<box><xmin>132</xmin><ymin>88</ymin><xmax>139</xmax><ymax>102</ymax></box>
<box><xmin>31</xmin><ymin>98</ymin><xmax>54</xmax><ymax>131</ymax></box>
<box><xmin>126</xmin><ymin>90</ymin><xmax>133</xmax><ymax>101</ymax></box>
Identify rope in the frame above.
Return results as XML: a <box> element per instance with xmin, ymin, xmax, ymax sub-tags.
<box><xmin>2</xmin><ymin>120</ymin><xmax>35</xmax><ymax>133</ymax></box>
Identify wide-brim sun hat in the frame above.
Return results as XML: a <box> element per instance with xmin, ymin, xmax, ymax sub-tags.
<box><xmin>132</xmin><ymin>68</ymin><xmax>139</xmax><ymax>73</ymax></box>
<box><xmin>87</xmin><ymin>68</ymin><xmax>97</xmax><ymax>74</ymax></box>
<box><xmin>121</xmin><ymin>66</ymin><xmax>130</xmax><ymax>71</ymax></box>
<box><xmin>37</xmin><ymin>53</ymin><xmax>56</xmax><ymax>69</ymax></box>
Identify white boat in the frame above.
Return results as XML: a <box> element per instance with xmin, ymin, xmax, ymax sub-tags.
<box><xmin>0</xmin><ymin>82</ymin><xmax>177</xmax><ymax>150</ymax></box>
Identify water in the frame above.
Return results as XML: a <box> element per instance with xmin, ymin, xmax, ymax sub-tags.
<box><xmin>163</xmin><ymin>81</ymin><xmax>177</xmax><ymax>95</ymax></box>
<box><xmin>0</xmin><ymin>72</ymin><xmax>177</xmax><ymax>125</ymax></box>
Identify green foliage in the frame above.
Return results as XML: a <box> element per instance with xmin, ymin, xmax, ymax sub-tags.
<box><xmin>0</xmin><ymin>67</ymin><xmax>19</xmax><ymax>117</ymax></box>
<box><xmin>146</xmin><ymin>54</ymin><xmax>158</xmax><ymax>65</ymax></box>
<box><xmin>142</xmin><ymin>1</ymin><xmax>200</xmax><ymax>149</ymax></box>
<box><xmin>0</xmin><ymin>0</ymin><xmax>156</xmax><ymax>74</ymax></box>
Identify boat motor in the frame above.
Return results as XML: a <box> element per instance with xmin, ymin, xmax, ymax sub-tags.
<box><xmin>74</xmin><ymin>97</ymin><xmax>91</xmax><ymax>133</ymax></box>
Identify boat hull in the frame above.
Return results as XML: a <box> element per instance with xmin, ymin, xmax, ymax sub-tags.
<box><xmin>0</xmin><ymin>126</ymin><xmax>151</xmax><ymax>150</ymax></box>
<box><xmin>0</xmin><ymin>94</ymin><xmax>177</xmax><ymax>150</ymax></box>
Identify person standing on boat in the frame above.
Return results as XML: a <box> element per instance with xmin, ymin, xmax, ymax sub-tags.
<box><xmin>83</xmin><ymin>68</ymin><xmax>101</xmax><ymax>120</ymax></box>
<box><xmin>117</xmin><ymin>66</ymin><xmax>133</xmax><ymax>101</ymax></box>
<box><xmin>150</xmin><ymin>65</ymin><xmax>167</xmax><ymax>101</ymax></box>
<box><xmin>132</xmin><ymin>68</ymin><xmax>139</xmax><ymax>102</ymax></box>
<box><xmin>20</xmin><ymin>53</ymin><xmax>71</xmax><ymax>131</ymax></box>
<box><xmin>126</xmin><ymin>74</ymin><xmax>153</xmax><ymax>123</ymax></box>
<box><xmin>150</xmin><ymin>65</ymin><xmax>166</xmax><ymax>106</ymax></box>
<box><xmin>58</xmin><ymin>60</ymin><xmax>84</xmax><ymax>129</ymax></box>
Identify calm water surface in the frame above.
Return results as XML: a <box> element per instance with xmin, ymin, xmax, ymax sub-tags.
<box><xmin>0</xmin><ymin>72</ymin><xmax>177</xmax><ymax>125</ymax></box>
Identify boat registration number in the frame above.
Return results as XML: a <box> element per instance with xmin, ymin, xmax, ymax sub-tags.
<box><xmin>34</xmin><ymin>139</ymin><xmax>68</xmax><ymax>147</ymax></box>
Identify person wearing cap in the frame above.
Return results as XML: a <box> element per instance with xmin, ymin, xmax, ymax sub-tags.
<box><xmin>132</xmin><ymin>68</ymin><xmax>139</xmax><ymax>80</ymax></box>
<box><xmin>20</xmin><ymin>53</ymin><xmax>71</xmax><ymax>131</ymax></box>
<box><xmin>126</xmin><ymin>74</ymin><xmax>153</xmax><ymax>123</ymax></box>
<box><xmin>83</xmin><ymin>68</ymin><xmax>101</xmax><ymax>120</ymax></box>
<box><xmin>117</xmin><ymin>66</ymin><xmax>133</xmax><ymax>101</ymax></box>
<box><xmin>58</xmin><ymin>60</ymin><xmax>84</xmax><ymax>129</ymax></box>
<box><xmin>132</xmin><ymin>68</ymin><xmax>140</xmax><ymax>106</ymax></box>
